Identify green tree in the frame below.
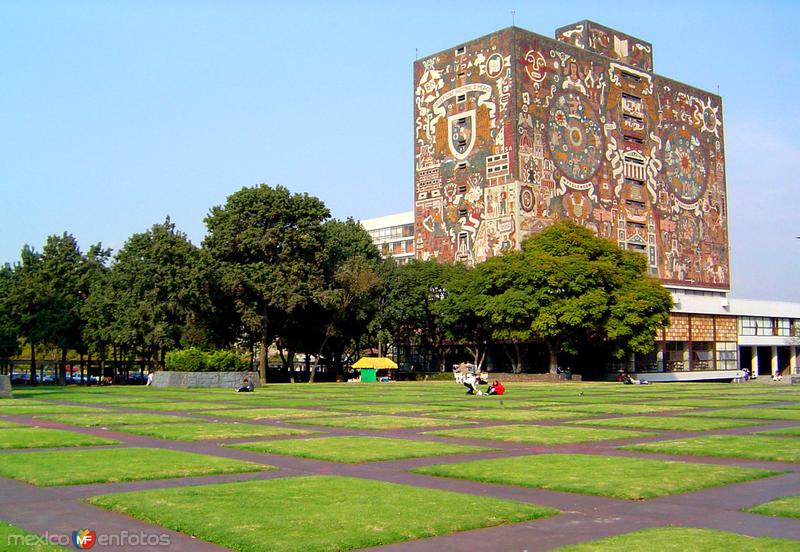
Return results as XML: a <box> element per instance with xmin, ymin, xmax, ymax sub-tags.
<box><xmin>438</xmin><ymin>263</ymin><xmax>493</xmax><ymax>370</ymax></box>
<box><xmin>0</xmin><ymin>265</ymin><xmax>22</xmax><ymax>373</ymax></box>
<box><xmin>378</xmin><ymin>260</ymin><xmax>455</xmax><ymax>371</ymax></box>
<box><xmin>110</xmin><ymin>218</ymin><xmax>204</xmax><ymax>369</ymax></box>
<box><xmin>475</xmin><ymin>221</ymin><xmax>672</xmax><ymax>373</ymax></box>
<box><xmin>203</xmin><ymin>184</ymin><xmax>330</xmax><ymax>382</ymax></box>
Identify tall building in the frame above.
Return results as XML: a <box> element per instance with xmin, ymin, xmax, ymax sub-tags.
<box><xmin>414</xmin><ymin>21</ymin><xmax>729</xmax><ymax>293</ymax></box>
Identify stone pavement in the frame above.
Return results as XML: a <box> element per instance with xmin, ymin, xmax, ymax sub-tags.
<box><xmin>0</xmin><ymin>396</ymin><xmax>798</xmax><ymax>551</ymax></box>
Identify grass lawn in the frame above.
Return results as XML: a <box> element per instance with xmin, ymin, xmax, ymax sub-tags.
<box><xmin>555</xmin><ymin>526</ymin><xmax>799</xmax><ymax>551</ymax></box>
<box><xmin>111</xmin><ymin>422</ymin><xmax>319</xmax><ymax>441</ymax></box>
<box><xmin>0</xmin><ymin>427</ymin><xmax>119</xmax><ymax>449</ymax></box>
<box><xmin>0</xmin><ymin>419</ymin><xmax>25</xmax><ymax>428</ymax></box>
<box><xmin>568</xmin><ymin>416</ymin><xmax>760</xmax><ymax>431</ymax></box>
<box><xmin>411</xmin><ymin>454</ymin><xmax>779</xmax><ymax>500</ymax></box>
<box><xmin>33</xmin><ymin>412</ymin><xmax>202</xmax><ymax>427</ymax></box>
<box><xmin>431</xmin><ymin>409</ymin><xmax>594</xmax><ymax>422</ymax></box>
<box><xmin>621</xmin><ymin>435</ymin><xmax>800</xmax><ymax>463</ymax></box>
<box><xmin>746</xmin><ymin>495</ymin><xmax>800</xmax><ymax>519</ymax></box>
<box><xmin>656</xmin><ymin>398</ymin><xmax>776</xmax><ymax>408</ymax></box>
<box><xmin>755</xmin><ymin>427</ymin><xmax>800</xmax><ymax>437</ymax></box>
<box><xmin>117</xmin><ymin>401</ymin><xmax>250</xmax><ymax>411</ymax></box>
<box><xmin>0</xmin><ymin>521</ymin><xmax>68</xmax><ymax>551</ymax></box>
<box><xmin>323</xmin><ymin>404</ymin><xmax>462</xmax><ymax>415</ymax></box>
<box><xmin>89</xmin><ymin>475</ymin><xmax>556</xmax><ymax>552</ymax></box>
<box><xmin>424</xmin><ymin>424</ymin><xmax>653</xmax><ymax>444</ymax></box>
<box><xmin>681</xmin><ymin>408</ymin><xmax>800</xmax><ymax>421</ymax></box>
<box><xmin>199</xmin><ymin>408</ymin><xmax>328</xmax><ymax>420</ymax></box>
<box><xmin>285</xmin><ymin>415</ymin><xmax>472</xmax><ymax>430</ymax></box>
<box><xmin>543</xmin><ymin>403</ymin><xmax>687</xmax><ymax>415</ymax></box>
<box><xmin>226</xmin><ymin>436</ymin><xmax>497</xmax><ymax>463</ymax></box>
<box><xmin>0</xmin><ymin>447</ymin><xmax>269</xmax><ymax>486</ymax></box>
<box><xmin>0</xmin><ymin>404</ymin><xmax>107</xmax><ymax>415</ymax></box>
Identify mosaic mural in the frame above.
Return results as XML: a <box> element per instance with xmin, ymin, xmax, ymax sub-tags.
<box><xmin>414</xmin><ymin>23</ymin><xmax>729</xmax><ymax>290</ymax></box>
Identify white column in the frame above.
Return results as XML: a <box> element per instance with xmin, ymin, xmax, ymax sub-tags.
<box><xmin>790</xmin><ymin>346</ymin><xmax>797</xmax><ymax>375</ymax></box>
<box><xmin>752</xmin><ymin>346</ymin><xmax>759</xmax><ymax>378</ymax></box>
<box><xmin>771</xmin><ymin>346</ymin><xmax>779</xmax><ymax>377</ymax></box>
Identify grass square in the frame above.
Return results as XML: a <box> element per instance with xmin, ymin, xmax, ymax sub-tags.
<box><xmin>88</xmin><ymin>475</ymin><xmax>556</xmax><ymax>551</ymax></box>
<box><xmin>555</xmin><ymin>526</ymin><xmax>800</xmax><ymax>550</ymax></box>
<box><xmin>0</xmin><ymin>521</ymin><xmax>68</xmax><ymax>551</ymax></box>
<box><xmin>199</xmin><ymin>408</ymin><xmax>327</xmax><ymax>420</ymax></box>
<box><xmin>431</xmin><ymin>409</ymin><xmax>594</xmax><ymax>422</ymax></box>
<box><xmin>543</xmin><ymin>403</ymin><xmax>687</xmax><ymax>415</ymax></box>
<box><xmin>755</xmin><ymin>427</ymin><xmax>800</xmax><ymax>437</ymax></box>
<box><xmin>285</xmin><ymin>415</ymin><xmax>471</xmax><ymax>430</ymax></box>
<box><xmin>657</xmin><ymin>398</ymin><xmax>776</xmax><ymax>408</ymax></box>
<box><xmin>411</xmin><ymin>454</ymin><xmax>779</xmax><ymax>500</ymax></box>
<box><xmin>681</xmin><ymin>408</ymin><xmax>800</xmax><ymax>421</ymax></box>
<box><xmin>621</xmin><ymin>435</ymin><xmax>800</xmax><ymax>463</ymax></box>
<box><xmin>111</xmin><ymin>421</ymin><xmax>319</xmax><ymax>441</ymax></box>
<box><xmin>118</xmin><ymin>401</ymin><xmax>248</xmax><ymax>411</ymax></box>
<box><xmin>324</xmin><ymin>404</ymin><xmax>462</xmax><ymax>415</ymax></box>
<box><xmin>568</xmin><ymin>416</ymin><xmax>760</xmax><ymax>431</ymax></box>
<box><xmin>424</xmin><ymin>424</ymin><xmax>652</xmax><ymax>444</ymax></box>
<box><xmin>0</xmin><ymin>447</ymin><xmax>269</xmax><ymax>486</ymax></box>
<box><xmin>0</xmin><ymin>404</ymin><xmax>107</xmax><ymax>415</ymax></box>
<box><xmin>33</xmin><ymin>412</ymin><xmax>202</xmax><ymax>427</ymax></box>
<box><xmin>0</xmin><ymin>420</ymin><xmax>25</xmax><ymax>429</ymax></box>
<box><xmin>0</xmin><ymin>427</ymin><xmax>119</xmax><ymax>449</ymax></box>
<box><xmin>745</xmin><ymin>495</ymin><xmax>800</xmax><ymax>519</ymax></box>
<box><xmin>226</xmin><ymin>436</ymin><xmax>497</xmax><ymax>463</ymax></box>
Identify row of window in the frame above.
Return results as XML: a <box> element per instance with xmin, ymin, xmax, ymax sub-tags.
<box><xmin>380</xmin><ymin>240</ymin><xmax>414</xmax><ymax>256</ymax></box>
<box><xmin>739</xmin><ymin>316</ymin><xmax>799</xmax><ymax>337</ymax></box>
<box><xmin>367</xmin><ymin>224</ymin><xmax>414</xmax><ymax>242</ymax></box>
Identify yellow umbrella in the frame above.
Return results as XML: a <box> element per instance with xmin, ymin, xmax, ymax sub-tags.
<box><xmin>352</xmin><ymin>357</ymin><xmax>398</xmax><ymax>369</ymax></box>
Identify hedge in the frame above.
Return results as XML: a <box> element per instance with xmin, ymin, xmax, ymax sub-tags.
<box><xmin>165</xmin><ymin>348</ymin><xmax>249</xmax><ymax>372</ymax></box>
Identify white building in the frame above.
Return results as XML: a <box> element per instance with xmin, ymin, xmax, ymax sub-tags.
<box><xmin>360</xmin><ymin>212</ymin><xmax>415</xmax><ymax>264</ymax></box>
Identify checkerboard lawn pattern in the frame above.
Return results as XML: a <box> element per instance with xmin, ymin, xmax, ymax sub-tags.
<box><xmin>0</xmin><ymin>447</ymin><xmax>269</xmax><ymax>486</ymax></box>
<box><xmin>111</xmin><ymin>422</ymin><xmax>319</xmax><ymax>441</ymax></box>
<box><xmin>621</xmin><ymin>435</ymin><xmax>800</xmax><ymax>463</ymax></box>
<box><xmin>431</xmin><ymin>409</ymin><xmax>595</xmax><ymax>422</ymax></box>
<box><xmin>0</xmin><ymin>404</ymin><xmax>107</xmax><ymax>415</ymax></box>
<box><xmin>411</xmin><ymin>454</ymin><xmax>779</xmax><ymax>500</ymax></box>
<box><xmin>555</xmin><ymin>526</ymin><xmax>800</xmax><ymax>551</ymax></box>
<box><xmin>226</xmin><ymin>436</ymin><xmax>497</xmax><ymax>463</ymax></box>
<box><xmin>567</xmin><ymin>416</ymin><xmax>759</xmax><ymax>431</ymax></box>
<box><xmin>424</xmin><ymin>424</ymin><xmax>653</xmax><ymax>444</ymax></box>
<box><xmin>543</xmin><ymin>403</ymin><xmax>687</xmax><ymax>415</ymax></box>
<box><xmin>0</xmin><ymin>427</ymin><xmax>119</xmax><ymax>449</ymax></box>
<box><xmin>745</xmin><ymin>494</ymin><xmax>800</xmax><ymax>519</ymax></box>
<box><xmin>89</xmin><ymin>476</ymin><xmax>557</xmax><ymax>552</ymax></box>
<box><xmin>755</xmin><ymin>426</ymin><xmax>800</xmax><ymax>437</ymax></box>
<box><xmin>285</xmin><ymin>415</ymin><xmax>472</xmax><ymax>430</ymax></box>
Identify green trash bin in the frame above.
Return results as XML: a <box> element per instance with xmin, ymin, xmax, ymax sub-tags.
<box><xmin>360</xmin><ymin>368</ymin><xmax>376</xmax><ymax>382</ymax></box>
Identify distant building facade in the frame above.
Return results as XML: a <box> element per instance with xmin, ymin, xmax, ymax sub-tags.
<box><xmin>413</xmin><ymin>21</ymin><xmax>729</xmax><ymax>291</ymax></box>
<box><xmin>361</xmin><ymin>212</ymin><xmax>415</xmax><ymax>264</ymax></box>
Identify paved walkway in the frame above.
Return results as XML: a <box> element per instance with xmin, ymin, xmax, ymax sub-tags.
<box><xmin>0</xmin><ymin>394</ymin><xmax>798</xmax><ymax>551</ymax></box>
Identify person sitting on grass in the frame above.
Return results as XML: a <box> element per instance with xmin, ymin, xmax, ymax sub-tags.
<box><xmin>236</xmin><ymin>378</ymin><xmax>254</xmax><ymax>393</ymax></box>
<box><xmin>463</xmin><ymin>372</ymin><xmax>478</xmax><ymax>395</ymax></box>
<box><xmin>487</xmin><ymin>380</ymin><xmax>505</xmax><ymax>395</ymax></box>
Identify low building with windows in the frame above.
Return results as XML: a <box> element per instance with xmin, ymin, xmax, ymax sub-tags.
<box><xmin>360</xmin><ymin>212</ymin><xmax>415</xmax><ymax>264</ymax></box>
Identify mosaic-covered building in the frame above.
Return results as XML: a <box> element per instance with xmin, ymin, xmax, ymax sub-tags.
<box><xmin>414</xmin><ymin>21</ymin><xmax>729</xmax><ymax>292</ymax></box>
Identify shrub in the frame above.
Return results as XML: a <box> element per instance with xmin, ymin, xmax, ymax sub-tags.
<box><xmin>165</xmin><ymin>348</ymin><xmax>249</xmax><ymax>372</ymax></box>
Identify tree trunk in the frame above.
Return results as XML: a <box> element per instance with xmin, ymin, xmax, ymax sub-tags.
<box><xmin>59</xmin><ymin>347</ymin><xmax>67</xmax><ymax>386</ymax></box>
<box><xmin>547</xmin><ymin>342</ymin><xmax>559</xmax><ymax>374</ymax></box>
<box><xmin>309</xmin><ymin>331</ymin><xmax>331</xmax><ymax>384</ymax></box>
<box><xmin>80</xmin><ymin>353</ymin><xmax>85</xmax><ymax>385</ymax></box>
<box><xmin>259</xmin><ymin>306</ymin><xmax>269</xmax><ymax>384</ymax></box>
<box><xmin>30</xmin><ymin>343</ymin><xmax>36</xmax><ymax>385</ymax></box>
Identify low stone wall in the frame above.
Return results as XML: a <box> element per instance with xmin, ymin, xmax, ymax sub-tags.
<box><xmin>0</xmin><ymin>375</ymin><xmax>12</xmax><ymax>398</ymax></box>
<box><xmin>151</xmin><ymin>371</ymin><xmax>260</xmax><ymax>389</ymax></box>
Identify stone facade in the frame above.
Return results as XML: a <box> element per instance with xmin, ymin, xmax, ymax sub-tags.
<box><xmin>151</xmin><ymin>371</ymin><xmax>260</xmax><ymax>389</ymax></box>
<box><xmin>414</xmin><ymin>21</ymin><xmax>729</xmax><ymax>291</ymax></box>
<box><xmin>0</xmin><ymin>375</ymin><xmax>12</xmax><ymax>398</ymax></box>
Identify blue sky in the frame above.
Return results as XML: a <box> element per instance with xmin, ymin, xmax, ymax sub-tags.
<box><xmin>2</xmin><ymin>0</ymin><xmax>798</xmax><ymax>301</ymax></box>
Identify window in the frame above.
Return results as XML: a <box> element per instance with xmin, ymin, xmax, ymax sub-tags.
<box><xmin>457</xmin><ymin>184</ymin><xmax>467</xmax><ymax>193</ymax></box>
<box><xmin>716</xmin><ymin>342</ymin><xmax>737</xmax><ymax>371</ymax></box>
<box><xmin>692</xmin><ymin>342</ymin><xmax>714</xmax><ymax>370</ymax></box>
<box><xmin>625</xmin><ymin>177</ymin><xmax>644</xmax><ymax>186</ymax></box>
<box><xmin>622</xmin><ymin>92</ymin><xmax>641</xmax><ymax>101</ymax></box>
<box><xmin>740</xmin><ymin>316</ymin><xmax>771</xmax><ymax>336</ymax></box>
<box><xmin>621</xmin><ymin>70</ymin><xmax>641</xmax><ymax>82</ymax></box>
<box><xmin>627</xmin><ymin>243</ymin><xmax>646</xmax><ymax>251</ymax></box>
<box><xmin>628</xmin><ymin>221</ymin><xmax>645</xmax><ymax>230</ymax></box>
<box><xmin>457</xmin><ymin>162</ymin><xmax>467</xmax><ymax>170</ymax></box>
<box><xmin>776</xmin><ymin>318</ymin><xmax>791</xmax><ymax>337</ymax></box>
<box><xmin>625</xmin><ymin>199</ymin><xmax>645</xmax><ymax>208</ymax></box>
<box><xmin>457</xmin><ymin>70</ymin><xmax>466</xmax><ymax>79</ymax></box>
<box><xmin>457</xmin><ymin>207</ymin><xmax>468</xmax><ymax>217</ymax></box>
<box><xmin>455</xmin><ymin>46</ymin><xmax>466</xmax><ymax>55</ymax></box>
<box><xmin>623</xmin><ymin>134</ymin><xmax>643</xmax><ymax>144</ymax></box>
<box><xmin>456</xmin><ymin>94</ymin><xmax>466</xmax><ymax>103</ymax></box>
